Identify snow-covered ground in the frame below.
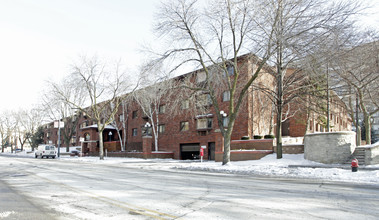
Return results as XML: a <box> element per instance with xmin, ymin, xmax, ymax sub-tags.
<box><xmin>6</xmin><ymin>149</ymin><xmax>379</xmax><ymax>185</ymax></box>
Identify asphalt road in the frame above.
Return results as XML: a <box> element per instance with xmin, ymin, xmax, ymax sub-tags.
<box><xmin>0</xmin><ymin>155</ymin><xmax>378</xmax><ymax>220</ymax></box>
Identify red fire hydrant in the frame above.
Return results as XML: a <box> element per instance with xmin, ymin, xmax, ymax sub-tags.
<box><xmin>351</xmin><ymin>158</ymin><xmax>359</xmax><ymax>172</ymax></box>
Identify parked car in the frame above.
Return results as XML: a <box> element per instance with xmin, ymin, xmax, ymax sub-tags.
<box><xmin>70</xmin><ymin>150</ymin><xmax>81</xmax><ymax>156</ymax></box>
<box><xmin>35</xmin><ymin>145</ymin><xmax>57</xmax><ymax>159</ymax></box>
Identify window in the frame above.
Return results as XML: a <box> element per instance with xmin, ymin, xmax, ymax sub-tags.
<box><xmin>197</xmin><ymin>118</ymin><xmax>212</xmax><ymax>130</ymax></box>
<box><xmin>224</xmin><ymin>65</ymin><xmax>235</xmax><ymax>77</ymax></box>
<box><xmin>159</xmin><ymin>105</ymin><xmax>166</xmax><ymax>114</ymax></box>
<box><xmin>181</xmin><ymin>100</ymin><xmax>189</xmax><ymax>109</ymax></box>
<box><xmin>227</xmin><ymin>65</ymin><xmax>234</xmax><ymax>76</ymax></box>
<box><xmin>133</xmin><ymin>111</ymin><xmax>139</xmax><ymax>119</ymax></box>
<box><xmin>71</xmin><ymin>137</ymin><xmax>76</xmax><ymax>144</ymax></box>
<box><xmin>79</xmin><ymin>121</ymin><xmax>88</xmax><ymax>129</ymax></box>
<box><xmin>223</xmin><ymin>117</ymin><xmax>229</xmax><ymax>128</ymax></box>
<box><xmin>197</xmin><ymin>71</ymin><xmax>206</xmax><ymax>83</ymax></box>
<box><xmin>132</xmin><ymin>128</ymin><xmax>138</xmax><ymax>136</ymax></box>
<box><xmin>180</xmin><ymin>121</ymin><xmax>189</xmax><ymax>131</ymax></box>
<box><xmin>85</xmin><ymin>133</ymin><xmax>90</xmax><ymax>141</ymax></box>
<box><xmin>223</xmin><ymin>91</ymin><xmax>230</xmax><ymax>102</ymax></box>
<box><xmin>119</xmin><ymin>114</ymin><xmax>124</xmax><ymax>122</ymax></box>
<box><xmin>197</xmin><ymin>94</ymin><xmax>212</xmax><ymax>106</ymax></box>
<box><xmin>158</xmin><ymin>124</ymin><xmax>165</xmax><ymax>133</ymax></box>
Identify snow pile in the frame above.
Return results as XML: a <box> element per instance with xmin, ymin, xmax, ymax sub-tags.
<box><xmin>173</xmin><ymin>154</ymin><xmax>379</xmax><ymax>184</ymax></box>
<box><xmin>59</xmin><ymin>153</ymin><xmax>379</xmax><ymax>184</ymax></box>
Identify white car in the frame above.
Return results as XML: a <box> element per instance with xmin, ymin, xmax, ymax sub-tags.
<box><xmin>35</xmin><ymin>145</ymin><xmax>57</xmax><ymax>159</ymax></box>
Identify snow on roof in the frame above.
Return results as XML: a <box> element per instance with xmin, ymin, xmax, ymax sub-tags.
<box><xmin>81</xmin><ymin>124</ymin><xmax>117</xmax><ymax>130</ymax></box>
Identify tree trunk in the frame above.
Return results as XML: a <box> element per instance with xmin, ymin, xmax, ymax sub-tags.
<box><xmin>356</xmin><ymin>126</ymin><xmax>361</xmax><ymax>146</ymax></box>
<box><xmin>222</xmin><ymin>133</ymin><xmax>231</xmax><ymax>165</ymax></box>
<box><xmin>364</xmin><ymin>114</ymin><xmax>371</xmax><ymax>145</ymax></box>
<box><xmin>276</xmin><ymin>108</ymin><xmax>283</xmax><ymax>159</ymax></box>
<box><xmin>66</xmin><ymin>139</ymin><xmax>70</xmax><ymax>153</ymax></box>
<box><xmin>276</xmin><ymin>0</ymin><xmax>283</xmax><ymax>159</ymax></box>
<box><xmin>98</xmin><ymin>131</ymin><xmax>104</xmax><ymax>160</ymax></box>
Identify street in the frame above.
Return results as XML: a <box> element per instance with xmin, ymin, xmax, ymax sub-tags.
<box><xmin>0</xmin><ymin>155</ymin><xmax>378</xmax><ymax>220</ymax></box>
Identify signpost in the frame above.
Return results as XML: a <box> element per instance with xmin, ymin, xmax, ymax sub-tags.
<box><xmin>54</xmin><ymin>120</ymin><xmax>64</xmax><ymax>158</ymax></box>
<box><xmin>200</xmin><ymin>145</ymin><xmax>206</xmax><ymax>163</ymax></box>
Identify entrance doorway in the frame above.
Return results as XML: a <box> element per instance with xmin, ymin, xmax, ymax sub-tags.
<box><xmin>208</xmin><ymin>142</ymin><xmax>215</xmax><ymax>160</ymax></box>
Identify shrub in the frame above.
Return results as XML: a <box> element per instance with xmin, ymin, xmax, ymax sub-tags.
<box><xmin>253</xmin><ymin>135</ymin><xmax>263</xmax><ymax>139</ymax></box>
<box><xmin>241</xmin><ymin>136</ymin><xmax>250</xmax><ymax>140</ymax></box>
<box><xmin>264</xmin><ymin>134</ymin><xmax>275</xmax><ymax>139</ymax></box>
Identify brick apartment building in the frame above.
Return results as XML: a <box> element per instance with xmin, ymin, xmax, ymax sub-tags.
<box><xmin>43</xmin><ymin>54</ymin><xmax>352</xmax><ymax>160</ymax></box>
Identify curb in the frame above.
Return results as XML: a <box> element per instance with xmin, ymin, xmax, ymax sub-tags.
<box><xmin>288</xmin><ymin>164</ymin><xmax>379</xmax><ymax>170</ymax></box>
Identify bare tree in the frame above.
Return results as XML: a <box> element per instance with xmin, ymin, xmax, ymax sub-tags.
<box><xmin>132</xmin><ymin>62</ymin><xmax>175</xmax><ymax>152</ymax></box>
<box><xmin>52</xmin><ymin>56</ymin><xmax>136</xmax><ymax>160</ymax></box>
<box><xmin>110</xmin><ymin>99</ymin><xmax>128</xmax><ymax>151</ymax></box>
<box><xmin>14</xmin><ymin>107</ymin><xmax>46</xmax><ymax>151</ymax></box>
<box><xmin>0</xmin><ymin>111</ymin><xmax>17</xmax><ymax>153</ymax></box>
<box><xmin>258</xmin><ymin>0</ymin><xmax>362</xmax><ymax>158</ymax></box>
<box><xmin>331</xmin><ymin>34</ymin><xmax>379</xmax><ymax>145</ymax></box>
<box><xmin>153</xmin><ymin>0</ymin><xmax>276</xmax><ymax>165</ymax></box>
<box><xmin>43</xmin><ymin>77</ymin><xmax>86</xmax><ymax>151</ymax></box>
<box><xmin>15</xmin><ymin>109</ymin><xmax>30</xmax><ymax>151</ymax></box>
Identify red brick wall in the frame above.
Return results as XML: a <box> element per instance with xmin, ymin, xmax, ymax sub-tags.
<box><xmin>231</xmin><ymin>139</ymin><xmax>274</xmax><ymax>150</ymax></box>
<box><xmin>274</xmin><ymin>144</ymin><xmax>304</xmax><ymax>154</ymax></box>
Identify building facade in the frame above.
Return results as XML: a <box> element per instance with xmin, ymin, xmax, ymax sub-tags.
<box><xmin>43</xmin><ymin>55</ymin><xmax>352</xmax><ymax>159</ymax></box>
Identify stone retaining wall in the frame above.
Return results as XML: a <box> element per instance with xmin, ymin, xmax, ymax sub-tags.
<box><xmin>363</xmin><ymin>143</ymin><xmax>379</xmax><ymax>165</ymax></box>
<box><xmin>304</xmin><ymin>131</ymin><xmax>356</xmax><ymax>164</ymax></box>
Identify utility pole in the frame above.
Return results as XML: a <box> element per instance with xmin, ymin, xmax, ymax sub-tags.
<box><xmin>54</xmin><ymin>120</ymin><xmax>64</xmax><ymax>158</ymax></box>
<box><xmin>326</xmin><ymin>63</ymin><xmax>330</xmax><ymax>132</ymax></box>
<box><xmin>58</xmin><ymin>120</ymin><xmax>61</xmax><ymax>158</ymax></box>
<box><xmin>356</xmin><ymin>95</ymin><xmax>361</xmax><ymax>146</ymax></box>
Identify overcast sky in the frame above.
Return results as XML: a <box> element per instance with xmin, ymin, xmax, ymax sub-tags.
<box><xmin>0</xmin><ymin>0</ymin><xmax>378</xmax><ymax>112</ymax></box>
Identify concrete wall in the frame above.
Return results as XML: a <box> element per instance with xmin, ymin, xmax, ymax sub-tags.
<box><xmin>365</xmin><ymin>143</ymin><xmax>379</xmax><ymax>165</ymax></box>
<box><xmin>304</xmin><ymin>131</ymin><xmax>356</xmax><ymax>164</ymax></box>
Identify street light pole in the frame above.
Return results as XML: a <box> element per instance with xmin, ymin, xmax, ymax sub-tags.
<box><xmin>58</xmin><ymin>120</ymin><xmax>61</xmax><ymax>158</ymax></box>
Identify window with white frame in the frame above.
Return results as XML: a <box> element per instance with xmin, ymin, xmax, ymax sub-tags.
<box><xmin>197</xmin><ymin>71</ymin><xmax>206</xmax><ymax>83</ymax></box>
<box><xmin>158</xmin><ymin>124</ymin><xmax>165</xmax><ymax>133</ymax></box>
<box><xmin>85</xmin><ymin>133</ymin><xmax>90</xmax><ymax>141</ymax></box>
<box><xmin>197</xmin><ymin>118</ymin><xmax>212</xmax><ymax>130</ymax></box>
<box><xmin>223</xmin><ymin>117</ymin><xmax>229</xmax><ymax>128</ymax></box>
<box><xmin>159</xmin><ymin>105</ymin><xmax>166</xmax><ymax>114</ymax></box>
<box><xmin>180</xmin><ymin>121</ymin><xmax>189</xmax><ymax>131</ymax></box>
<box><xmin>223</xmin><ymin>91</ymin><xmax>230</xmax><ymax>102</ymax></box>
<box><xmin>119</xmin><ymin>114</ymin><xmax>124</xmax><ymax>122</ymax></box>
<box><xmin>181</xmin><ymin>100</ymin><xmax>189</xmax><ymax>109</ymax></box>
<box><xmin>197</xmin><ymin>94</ymin><xmax>212</xmax><ymax>106</ymax></box>
<box><xmin>227</xmin><ymin>65</ymin><xmax>234</xmax><ymax>76</ymax></box>
<box><xmin>132</xmin><ymin>128</ymin><xmax>138</xmax><ymax>136</ymax></box>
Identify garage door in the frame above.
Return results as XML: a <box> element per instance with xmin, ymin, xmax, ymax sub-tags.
<box><xmin>180</xmin><ymin>144</ymin><xmax>200</xmax><ymax>160</ymax></box>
